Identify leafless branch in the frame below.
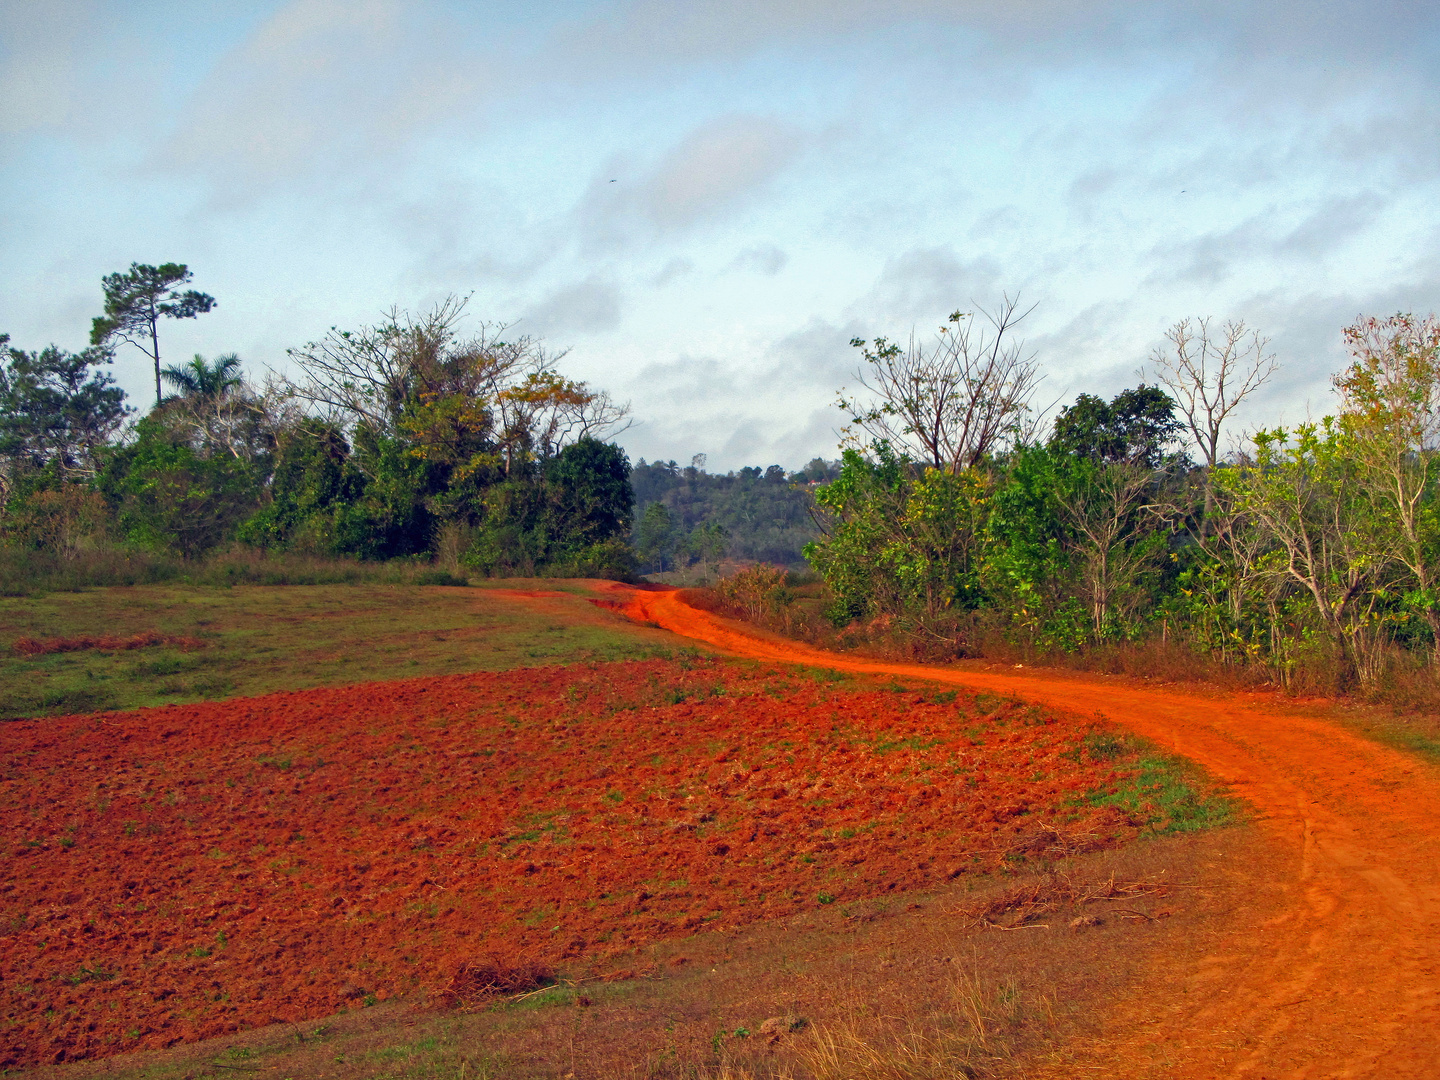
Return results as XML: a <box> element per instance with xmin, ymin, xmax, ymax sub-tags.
<box><xmin>841</xmin><ymin>294</ymin><xmax>1041</xmax><ymax>472</ymax></box>
<box><xmin>1148</xmin><ymin>317</ymin><xmax>1276</xmax><ymax>469</ymax></box>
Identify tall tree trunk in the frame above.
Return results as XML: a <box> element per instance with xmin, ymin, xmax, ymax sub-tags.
<box><xmin>151</xmin><ymin>320</ymin><xmax>161</xmax><ymax>406</ymax></box>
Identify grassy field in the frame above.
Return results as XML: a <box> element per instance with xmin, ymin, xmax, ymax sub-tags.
<box><xmin>0</xmin><ymin>581</ymin><xmax>680</xmax><ymax>720</ymax></box>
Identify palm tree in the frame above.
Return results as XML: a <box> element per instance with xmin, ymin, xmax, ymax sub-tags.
<box><xmin>160</xmin><ymin>353</ymin><xmax>244</xmax><ymax>401</ymax></box>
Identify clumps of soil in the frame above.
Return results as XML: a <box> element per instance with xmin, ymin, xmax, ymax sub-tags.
<box><xmin>10</xmin><ymin>632</ymin><xmax>206</xmax><ymax>657</ymax></box>
<box><xmin>0</xmin><ymin>657</ymin><xmax>1154</xmax><ymax>1068</ymax></box>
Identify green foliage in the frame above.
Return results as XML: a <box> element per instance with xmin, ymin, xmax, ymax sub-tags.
<box><xmin>160</xmin><ymin>353</ymin><xmax>243</xmax><ymax>400</ymax></box>
<box><xmin>544</xmin><ymin>437</ymin><xmax>634</xmax><ymax>549</ymax></box>
<box><xmin>237</xmin><ymin>420</ymin><xmax>361</xmax><ymax>550</ymax></box>
<box><xmin>714</xmin><ymin>563</ymin><xmax>791</xmax><ymax>621</ymax></box>
<box><xmin>98</xmin><ymin>417</ymin><xmax>263</xmax><ymax>558</ymax></box>
<box><xmin>0</xmin><ymin>334</ymin><xmax>129</xmax><ymax>477</ymax></box>
<box><xmin>804</xmin><ymin>445</ymin><xmax>910</xmax><ymax>624</ymax></box>
<box><xmin>631</xmin><ymin>456</ymin><xmax>834</xmax><ymax>569</ymax></box>
<box><xmin>807</xmin><ymin>444</ymin><xmax>994</xmax><ymax>627</ymax></box>
<box><xmin>806</xmin><ymin>419</ymin><xmax>1183</xmax><ymax>648</ymax></box>
<box><xmin>463</xmin><ymin>439</ymin><xmax>636</xmax><ymax>577</ymax></box>
<box><xmin>634</xmin><ymin>501</ymin><xmax>678</xmax><ymax>572</ymax></box>
<box><xmin>1050</xmin><ymin>385</ymin><xmax>1184</xmax><ymax>467</ymax></box>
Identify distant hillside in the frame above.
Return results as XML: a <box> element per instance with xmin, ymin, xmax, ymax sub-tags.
<box><xmin>629</xmin><ymin>457</ymin><xmax>840</xmax><ymax>572</ymax></box>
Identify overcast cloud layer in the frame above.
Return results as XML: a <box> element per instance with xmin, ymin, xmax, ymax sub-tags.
<box><xmin>3</xmin><ymin>0</ymin><xmax>1438</xmax><ymax>468</ymax></box>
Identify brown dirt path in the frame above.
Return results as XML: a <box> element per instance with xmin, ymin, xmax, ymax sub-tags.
<box><xmin>604</xmin><ymin>583</ymin><xmax>1440</xmax><ymax>1078</ymax></box>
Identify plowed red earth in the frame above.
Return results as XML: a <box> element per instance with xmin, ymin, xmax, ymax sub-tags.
<box><xmin>610</xmin><ymin>583</ymin><xmax>1440</xmax><ymax>1078</ymax></box>
<box><xmin>2</xmin><ymin>658</ymin><xmax>1145</xmax><ymax>1068</ymax></box>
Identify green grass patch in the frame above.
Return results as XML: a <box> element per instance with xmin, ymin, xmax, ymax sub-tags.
<box><xmin>1074</xmin><ymin>730</ymin><xmax>1238</xmax><ymax>835</ymax></box>
<box><xmin>0</xmin><ymin>583</ymin><xmax>679</xmax><ymax>720</ymax></box>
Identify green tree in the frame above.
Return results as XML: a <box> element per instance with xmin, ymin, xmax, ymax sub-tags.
<box><xmin>805</xmin><ymin>444</ymin><xmax>994</xmax><ymax>629</ymax></box>
<box><xmin>984</xmin><ymin>442</ymin><xmax>1082</xmax><ymax>649</ymax></box>
<box><xmin>635</xmin><ymin>501</ymin><xmax>678</xmax><ymax>573</ymax></box>
<box><xmin>1050</xmin><ymin>385</ymin><xmax>1184</xmax><ymax>467</ymax></box>
<box><xmin>161</xmin><ymin>353</ymin><xmax>243</xmax><ymax>401</ymax></box>
<box><xmin>97</xmin><ymin>416</ymin><xmax>261</xmax><ymax>557</ymax></box>
<box><xmin>460</xmin><ymin>440</ymin><xmax>635</xmax><ymax>578</ymax></box>
<box><xmin>543</xmin><ymin>437</ymin><xmax>634</xmax><ymax>552</ymax></box>
<box><xmin>236</xmin><ymin>420</ymin><xmax>362</xmax><ymax>551</ymax></box>
<box><xmin>0</xmin><ymin>334</ymin><xmax>130</xmax><ymax>480</ymax></box>
<box><xmin>90</xmin><ymin>263</ymin><xmax>216</xmax><ymax>406</ymax></box>
<box><xmin>1053</xmin><ymin>456</ymin><xmax>1170</xmax><ymax>639</ymax></box>
<box><xmin>685</xmin><ymin>521</ymin><xmax>731</xmax><ymax>574</ymax></box>
<box><xmin>1220</xmin><ymin>421</ymin><xmax>1391</xmax><ymax>688</ymax></box>
<box><xmin>1334</xmin><ymin>312</ymin><xmax>1440</xmax><ymax>660</ymax></box>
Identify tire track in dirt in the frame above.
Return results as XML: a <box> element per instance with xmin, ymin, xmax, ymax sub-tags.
<box><xmin>604</xmin><ymin>583</ymin><xmax>1440</xmax><ymax>1078</ymax></box>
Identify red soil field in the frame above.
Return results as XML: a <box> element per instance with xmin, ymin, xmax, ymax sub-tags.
<box><xmin>2</xmin><ymin>657</ymin><xmax>1148</xmax><ymax>1068</ymax></box>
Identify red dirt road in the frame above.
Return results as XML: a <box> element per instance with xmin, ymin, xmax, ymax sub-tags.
<box><xmin>609</xmin><ymin>584</ymin><xmax>1440</xmax><ymax>1078</ymax></box>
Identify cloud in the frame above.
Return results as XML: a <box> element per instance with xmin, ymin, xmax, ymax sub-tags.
<box><xmin>729</xmin><ymin>244</ymin><xmax>788</xmax><ymax>275</ymax></box>
<box><xmin>650</xmin><ymin>257</ymin><xmax>695</xmax><ymax>286</ymax></box>
<box><xmin>764</xmin><ymin>317</ymin><xmax>863</xmax><ymax>394</ymax></box>
<box><xmin>549</xmin><ymin>2</ymin><xmax>1440</xmax><ymax>95</ymax></box>
<box><xmin>861</xmin><ymin>246</ymin><xmax>1004</xmax><ymax>326</ymax></box>
<box><xmin>579</xmin><ymin>114</ymin><xmax>803</xmax><ymax>249</ymax></box>
<box><xmin>0</xmin><ymin>0</ymin><xmax>144</xmax><ymax>138</ymax></box>
<box><xmin>617</xmin><ymin>325</ymin><xmax>855</xmax><ymax>469</ymax></box>
<box><xmin>0</xmin><ymin>1</ymin><xmax>85</xmax><ymax>133</ymax></box>
<box><xmin>1144</xmin><ymin>193</ymin><xmax>1390</xmax><ymax>287</ymax></box>
<box><xmin>522</xmin><ymin>274</ymin><xmax>625</xmax><ymax>337</ymax></box>
<box><xmin>160</xmin><ymin>0</ymin><xmax>493</xmax><ymax>196</ymax></box>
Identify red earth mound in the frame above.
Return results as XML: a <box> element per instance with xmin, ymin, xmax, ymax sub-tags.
<box><xmin>10</xmin><ymin>632</ymin><xmax>206</xmax><ymax>657</ymax></box>
<box><xmin>1</xmin><ymin>658</ymin><xmax>1148</xmax><ymax>1067</ymax></box>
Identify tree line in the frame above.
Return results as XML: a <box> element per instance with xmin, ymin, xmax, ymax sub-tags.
<box><xmin>629</xmin><ymin>456</ymin><xmax>839</xmax><ymax>574</ymax></box>
<box><xmin>805</xmin><ymin>300</ymin><xmax>1440</xmax><ymax>692</ymax></box>
<box><xmin>10</xmin><ymin>260</ymin><xmax>1440</xmax><ymax>697</ymax></box>
<box><xmin>1</xmin><ymin>266</ymin><xmax>637</xmax><ymax>579</ymax></box>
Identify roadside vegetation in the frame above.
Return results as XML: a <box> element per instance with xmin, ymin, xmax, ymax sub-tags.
<box><xmin>12</xmin><ymin>262</ymin><xmax>1439</xmax><ymax>712</ymax></box>
<box><xmin>698</xmin><ymin>307</ymin><xmax>1440</xmax><ymax>715</ymax></box>
<box><xmin>11</xmin><ymin>268</ymin><xmax>1440</xmax><ymax>714</ymax></box>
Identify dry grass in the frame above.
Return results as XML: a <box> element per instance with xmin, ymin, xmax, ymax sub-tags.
<box><xmin>0</xmin><ymin>544</ymin><xmax>485</xmax><ymax>598</ymax></box>
<box><xmin>0</xmin><ymin>582</ymin><xmax>678</xmax><ymax>719</ymax></box>
<box><xmin>949</xmin><ymin>872</ymin><xmax>1191</xmax><ymax>931</ymax></box>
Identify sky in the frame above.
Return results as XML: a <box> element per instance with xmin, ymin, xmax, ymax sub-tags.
<box><xmin>2</xmin><ymin>0</ymin><xmax>1438</xmax><ymax>471</ymax></box>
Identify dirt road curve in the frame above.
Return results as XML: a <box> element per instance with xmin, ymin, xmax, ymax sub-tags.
<box><xmin>607</xmin><ymin>584</ymin><xmax>1440</xmax><ymax>1078</ymax></box>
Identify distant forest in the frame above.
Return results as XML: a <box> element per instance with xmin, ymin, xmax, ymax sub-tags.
<box><xmin>629</xmin><ymin>457</ymin><xmax>839</xmax><ymax>572</ymax></box>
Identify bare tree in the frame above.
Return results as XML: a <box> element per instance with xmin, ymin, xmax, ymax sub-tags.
<box><xmin>281</xmin><ymin>296</ymin><xmax>629</xmax><ymax>473</ymax></box>
<box><xmin>1054</xmin><ymin>464</ymin><xmax>1163</xmax><ymax>637</ymax></box>
<box><xmin>840</xmin><ymin>294</ymin><xmax>1040</xmax><ymax>473</ymax></box>
<box><xmin>159</xmin><ymin>372</ymin><xmax>302</xmax><ymax>464</ymax></box>
<box><xmin>283</xmin><ymin>296</ymin><xmax>524</xmax><ymax>434</ymax></box>
<box><xmin>1148</xmin><ymin>317</ymin><xmax>1276</xmax><ymax>470</ymax></box>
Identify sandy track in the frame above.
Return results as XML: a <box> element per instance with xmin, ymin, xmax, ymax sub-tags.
<box><xmin>607</xmin><ymin>584</ymin><xmax>1440</xmax><ymax>1078</ymax></box>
